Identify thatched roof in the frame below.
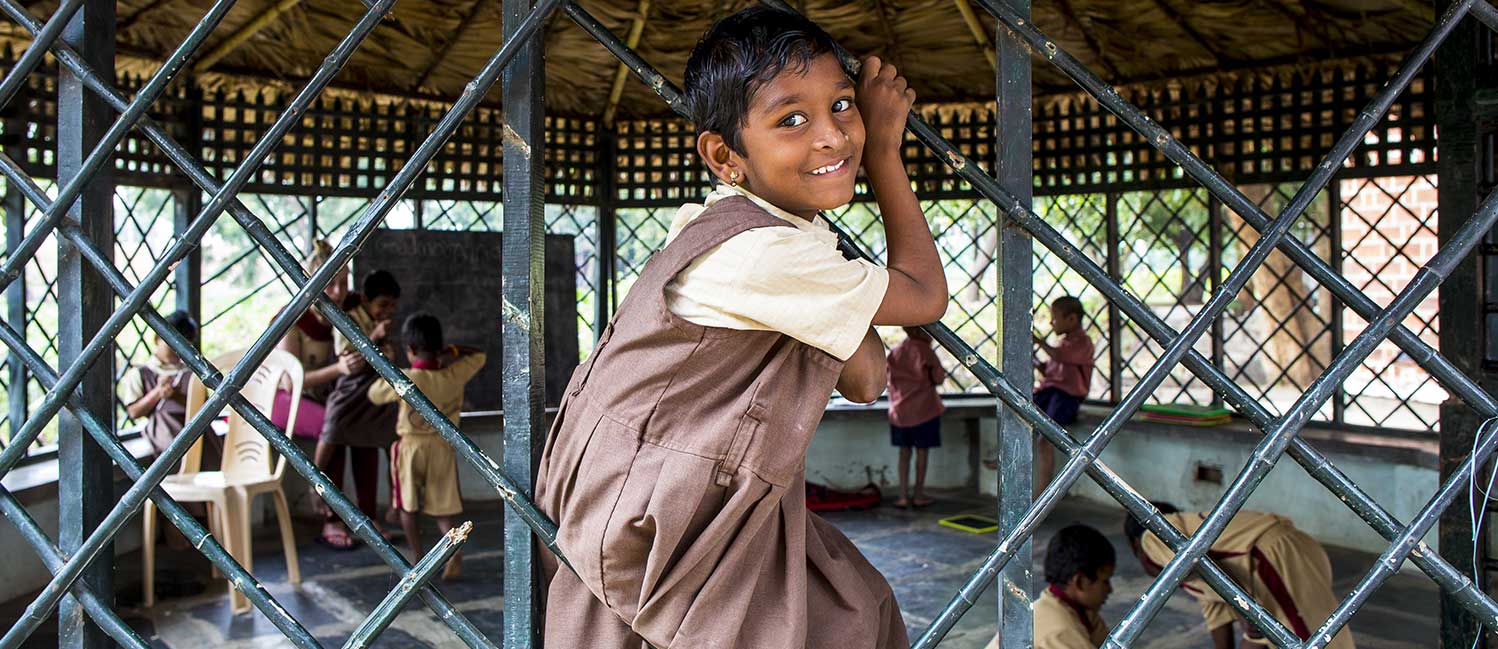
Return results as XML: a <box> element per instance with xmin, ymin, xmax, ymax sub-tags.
<box><xmin>6</xmin><ymin>0</ymin><xmax>1436</xmax><ymax>116</ymax></box>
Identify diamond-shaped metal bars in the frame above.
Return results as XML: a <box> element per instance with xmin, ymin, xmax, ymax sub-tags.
<box><xmin>560</xmin><ymin>3</ymin><xmax>1307</xmax><ymax>644</ymax></box>
<box><xmin>0</xmin><ymin>151</ymin><xmax>435</xmax><ymax>648</ymax></box>
<box><xmin>0</xmin><ymin>6</ymin><xmax>524</xmax><ymax>645</ymax></box>
<box><xmin>974</xmin><ymin>0</ymin><xmax>1498</xmax><ymax>427</ymax></box>
<box><xmin>1220</xmin><ymin>184</ymin><xmax>1336</xmax><ymax>421</ymax></box>
<box><xmin>1338</xmin><ymin>174</ymin><xmax>1444</xmax><ymax>430</ymax></box>
<box><xmin>0</xmin><ymin>0</ymin><xmax>566</xmax><ymax>644</ymax></box>
<box><xmin>960</xmin><ymin>0</ymin><xmax>1496</xmax><ymax>642</ymax></box>
<box><xmin>0</xmin><ymin>0</ymin><xmax>238</xmax><ymax>299</ymax></box>
<box><xmin>567</xmin><ymin>0</ymin><xmax>1498</xmax><ymax>644</ymax></box>
<box><xmin>1123</xmin><ymin>187</ymin><xmax>1498</xmax><ymax>647</ymax></box>
<box><xmin>344</xmin><ymin>521</ymin><xmax>473</xmax><ymax>649</ymax></box>
<box><xmin>0</xmin><ymin>303</ymin><xmax>320</xmax><ymax>646</ymax></box>
<box><xmin>0</xmin><ymin>0</ymin><xmax>397</xmax><ymax>487</ymax></box>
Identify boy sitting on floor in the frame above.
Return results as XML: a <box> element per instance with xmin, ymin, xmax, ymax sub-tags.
<box><xmin>986</xmin><ymin>522</ymin><xmax>1115</xmax><ymax>649</ymax></box>
<box><xmin>367</xmin><ymin>313</ymin><xmax>486</xmax><ymax>580</ymax></box>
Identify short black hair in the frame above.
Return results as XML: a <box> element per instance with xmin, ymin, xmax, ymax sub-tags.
<box><xmin>1044</xmin><ymin>523</ymin><xmax>1116</xmax><ymax>585</ymax></box>
<box><xmin>362</xmin><ymin>270</ymin><xmax>401</xmax><ymax>300</ymax></box>
<box><xmin>402</xmin><ymin>313</ymin><xmax>443</xmax><ymax>354</ymax></box>
<box><xmin>684</xmin><ymin>6</ymin><xmax>839</xmax><ymax>155</ymax></box>
<box><xmin>1124</xmin><ymin>501</ymin><xmax>1181</xmax><ymax>546</ymax></box>
<box><xmin>1052</xmin><ymin>295</ymin><xmax>1085</xmax><ymax>320</ymax></box>
<box><xmin>163</xmin><ymin>310</ymin><xmax>198</xmax><ymax>342</ymax></box>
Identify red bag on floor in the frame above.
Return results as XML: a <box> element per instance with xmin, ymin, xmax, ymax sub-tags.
<box><xmin>805</xmin><ymin>482</ymin><xmax>882</xmax><ymax>512</ymax></box>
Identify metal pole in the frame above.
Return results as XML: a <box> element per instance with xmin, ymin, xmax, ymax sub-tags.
<box><xmin>55</xmin><ymin>0</ymin><xmax>114</xmax><ymax>643</ymax></box>
<box><xmin>4</xmin><ymin>183</ymin><xmax>26</xmax><ymax>440</ymax></box>
<box><xmin>1328</xmin><ymin>182</ymin><xmax>1346</xmax><ymax>426</ymax></box>
<box><xmin>1208</xmin><ymin>196</ymin><xmax>1225</xmax><ymax>405</ymax></box>
<box><xmin>994</xmin><ymin>1</ymin><xmax>1034</xmax><ymax>646</ymax></box>
<box><xmin>1105</xmin><ymin>192</ymin><xmax>1122</xmax><ymax>401</ymax></box>
<box><xmin>501</xmin><ymin>0</ymin><xmax>546</xmax><ymax>646</ymax></box>
<box><xmin>174</xmin><ymin>82</ymin><xmax>202</xmax><ymax>328</ymax></box>
<box><xmin>1437</xmin><ymin>0</ymin><xmax>1491</xmax><ymax>645</ymax></box>
<box><xmin>595</xmin><ymin>129</ymin><xmax>617</xmax><ymax>341</ymax></box>
<box><xmin>344</xmin><ymin>522</ymin><xmax>473</xmax><ymax>648</ymax></box>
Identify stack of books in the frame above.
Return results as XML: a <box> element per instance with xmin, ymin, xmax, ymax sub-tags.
<box><xmin>1138</xmin><ymin>403</ymin><xmax>1233</xmax><ymax>427</ymax></box>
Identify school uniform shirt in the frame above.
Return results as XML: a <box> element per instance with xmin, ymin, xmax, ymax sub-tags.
<box><xmin>367</xmin><ymin>352</ymin><xmax>486</xmax><ymax>517</ymax></box>
<box><xmin>333</xmin><ymin>300</ymin><xmax>378</xmax><ymax>357</ymax></box>
<box><xmin>886</xmin><ymin>338</ymin><xmax>946</xmax><ymax>427</ymax></box>
<box><xmin>366</xmin><ymin>352</ymin><xmax>487</xmax><ymax>437</ymax></box>
<box><xmin>1037</xmin><ymin>330</ymin><xmax>1095</xmax><ymax>398</ymax></box>
<box><xmin>982</xmin><ymin>586</ymin><xmax>1109</xmax><ymax>649</ymax></box>
<box><xmin>118</xmin><ymin>356</ymin><xmax>192</xmax><ymax>455</ymax></box>
<box><xmin>1140</xmin><ymin>511</ymin><xmax>1355</xmax><ymax>649</ymax></box>
<box><xmin>664</xmin><ymin>184</ymin><xmax>889</xmax><ymax>362</ymax></box>
<box><xmin>536</xmin><ymin>196</ymin><xmax>906</xmax><ymax>649</ymax></box>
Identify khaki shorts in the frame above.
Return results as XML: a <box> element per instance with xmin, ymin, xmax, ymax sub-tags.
<box><xmin>391</xmin><ymin>435</ymin><xmax>462</xmax><ymax>517</ymax></box>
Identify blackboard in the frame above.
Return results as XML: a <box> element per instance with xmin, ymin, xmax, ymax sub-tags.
<box><xmin>354</xmin><ymin>230</ymin><xmax>580</xmax><ymax>410</ymax></box>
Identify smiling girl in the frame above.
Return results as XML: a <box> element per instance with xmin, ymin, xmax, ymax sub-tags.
<box><xmin>535</xmin><ymin>7</ymin><xmax>947</xmax><ymax>648</ymax></box>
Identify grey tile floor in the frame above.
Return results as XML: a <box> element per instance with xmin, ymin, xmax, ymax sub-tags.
<box><xmin>2</xmin><ymin>491</ymin><xmax>1439</xmax><ymax>647</ymax></box>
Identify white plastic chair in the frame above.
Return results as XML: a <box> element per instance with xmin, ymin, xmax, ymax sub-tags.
<box><xmin>142</xmin><ymin>349</ymin><xmax>304</xmax><ymax>614</ymax></box>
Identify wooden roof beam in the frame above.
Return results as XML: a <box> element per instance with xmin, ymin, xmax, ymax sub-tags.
<box><xmin>193</xmin><ymin>0</ymin><xmax>304</xmax><ymax>74</ymax></box>
<box><xmin>1387</xmin><ymin>0</ymin><xmax>1435</xmax><ymax>21</ymax></box>
<box><xmin>117</xmin><ymin>0</ymin><xmax>178</xmax><ymax>33</ymax></box>
<box><xmin>1259</xmin><ymin>0</ymin><xmax>1343</xmax><ymax>53</ymax></box>
<box><xmin>602</xmin><ymin>0</ymin><xmax>651</xmax><ymax>126</ymax></box>
<box><xmin>952</xmin><ymin>0</ymin><xmax>996</xmax><ymax>70</ymax></box>
<box><xmin>1054</xmin><ymin>0</ymin><xmax>1122</xmax><ymax>79</ymax></box>
<box><xmin>410</xmin><ymin>0</ymin><xmax>494</xmax><ymax>93</ymax></box>
<box><xmin>870</xmin><ymin>0</ymin><xmax>908</xmax><ymax>73</ymax></box>
<box><xmin>1147</xmin><ymin>0</ymin><xmax>1221</xmax><ymax>65</ymax></box>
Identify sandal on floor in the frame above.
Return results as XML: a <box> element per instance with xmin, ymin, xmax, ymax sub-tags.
<box><xmin>315</xmin><ymin>528</ymin><xmax>358</xmax><ymax>551</ymax></box>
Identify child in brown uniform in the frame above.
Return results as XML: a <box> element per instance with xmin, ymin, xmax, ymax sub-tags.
<box><xmin>316</xmin><ymin>270</ymin><xmax>401</xmax><ymax>531</ymax></box>
<box><xmin>120</xmin><ymin>310</ymin><xmax>220</xmax><ymax>467</ymax></box>
<box><xmin>536</xmin><ymin>7</ymin><xmax>947</xmax><ymax>648</ymax></box>
<box><xmin>984</xmin><ymin>524</ymin><xmax>1116</xmax><ymax>649</ymax></box>
<box><xmin>1126</xmin><ymin>502</ymin><xmax>1355</xmax><ymax>649</ymax></box>
<box><xmin>367</xmin><ymin>314</ymin><xmax>485</xmax><ymax>580</ymax></box>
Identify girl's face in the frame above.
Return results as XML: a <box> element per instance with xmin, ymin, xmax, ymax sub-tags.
<box><xmin>705</xmin><ymin>53</ymin><xmax>865</xmax><ymax>219</ymax></box>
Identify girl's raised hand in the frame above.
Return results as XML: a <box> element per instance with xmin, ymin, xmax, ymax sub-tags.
<box><xmin>855</xmin><ymin>56</ymin><xmax>916</xmax><ymax>163</ymax></box>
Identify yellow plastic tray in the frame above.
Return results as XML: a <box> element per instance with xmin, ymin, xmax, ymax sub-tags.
<box><xmin>938</xmin><ymin>514</ymin><xmax>999</xmax><ymax>534</ymax></box>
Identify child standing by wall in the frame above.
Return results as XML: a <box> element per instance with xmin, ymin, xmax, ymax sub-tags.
<box><xmin>367</xmin><ymin>313</ymin><xmax>485</xmax><ymax>581</ymax></box>
<box><xmin>985</xmin><ymin>523</ymin><xmax>1115</xmax><ymax>649</ymax></box>
<box><xmin>536</xmin><ymin>7</ymin><xmax>948</xmax><ymax>648</ymax></box>
<box><xmin>1125</xmin><ymin>503</ymin><xmax>1355</xmax><ymax>649</ymax></box>
<box><xmin>887</xmin><ymin>325</ymin><xmax>945</xmax><ymax>508</ymax></box>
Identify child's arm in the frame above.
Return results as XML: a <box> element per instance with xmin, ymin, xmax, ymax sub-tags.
<box><xmin>837</xmin><ymin>330</ymin><xmax>886</xmax><ymax>403</ymax></box>
<box><xmin>124</xmin><ymin>373</ymin><xmax>174</xmax><ymax>420</ymax></box>
<box><xmin>858</xmin><ymin>57</ymin><xmax>947</xmax><ymax>327</ymax></box>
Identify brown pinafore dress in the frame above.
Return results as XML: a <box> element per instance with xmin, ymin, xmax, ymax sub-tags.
<box><xmin>138</xmin><ymin>365</ymin><xmax>222</xmax><ymax>470</ymax></box>
<box><xmin>535</xmin><ymin>196</ymin><xmax>907</xmax><ymax>649</ymax></box>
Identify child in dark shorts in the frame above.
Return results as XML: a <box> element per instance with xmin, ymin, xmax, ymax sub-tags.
<box><xmin>985</xmin><ymin>296</ymin><xmax>1093</xmax><ymax>497</ymax></box>
<box><xmin>887</xmin><ymin>326</ymin><xmax>945</xmax><ymax>507</ymax></box>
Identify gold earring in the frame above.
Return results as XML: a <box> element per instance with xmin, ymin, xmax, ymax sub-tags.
<box><xmin>728</xmin><ymin>170</ymin><xmax>740</xmax><ymax>186</ymax></box>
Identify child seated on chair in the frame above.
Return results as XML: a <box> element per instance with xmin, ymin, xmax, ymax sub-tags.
<box><xmin>535</xmin><ymin>7</ymin><xmax>947</xmax><ymax>648</ymax></box>
<box><xmin>120</xmin><ymin>310</ymin><xmax>221</xmax><ymax>469</ymax></box>
<box><xmin>366</xmin><ymin>313</ymin><xmax>486</xmax><ymax>581</ymax></box>
<box><xmin>985</xmin><ymin>523</ymin><xmax>1115</xmax><ymax>649</ymax></box>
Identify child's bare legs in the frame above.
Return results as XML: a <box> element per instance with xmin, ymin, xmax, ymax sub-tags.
<box><xmin>437</xmin><ymin>516</ymin><xmax>462</xmax><ymax>580</ymax></box>
<box><xmin>912</xmin><ymin>448</ymin><xmax>933</xmax><ymax>507</ymax></box>
<box><xmin>1034</xmin><ymin>442</ymin><xmax>1055</xmax><ymax>498</ymax></box>
<box><xmin>399</xmin><ymin>510</ymin><xmax>422</xmax><ymax>563</ymax></box>
<box><xmin>894</xmin><ymin>446</ymin><xmax>912</xmax><ymax>507</ymax></box>
<box><xmin>313</xmin><ymin>442</ymin><xmax>355</xmax><ymax>548</ymax></box>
